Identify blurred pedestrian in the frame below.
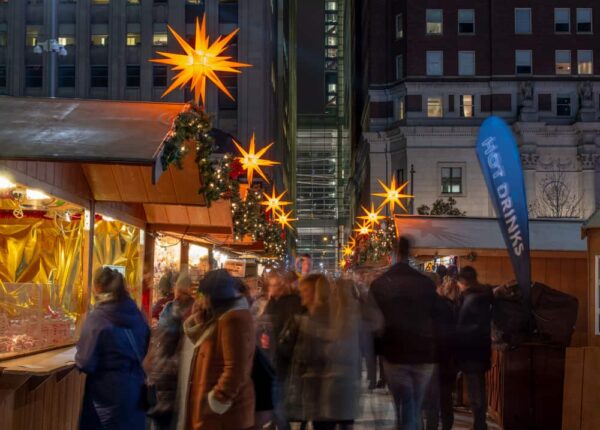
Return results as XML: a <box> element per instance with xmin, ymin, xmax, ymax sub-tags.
<box><xmin>176</xmin><ymin>269</ymin><xmax>255</xmax><ymax>430</ymax></box>
<box><xmin>456</xmin><ymin>266</ymin><xmax>493</xmax><ymax>430</ymax></box>
<box><xmin>370</xmin><ymin>236</ymin><xmax>438</xmax><ymax>430</ymax></box>
<box><xmin>286</xmin><ymin>274</ymin><xmax>361</xmax><ymax>430</ymax></box>
<box><xmin>153</xmin><ymin>271</ymin><xmax>175</xmax><ymax>322</ymax></box>
<box><xmin>76</xmin><ymin>267</ymin><xmax>150</xmax><ymax>430</ymax></box>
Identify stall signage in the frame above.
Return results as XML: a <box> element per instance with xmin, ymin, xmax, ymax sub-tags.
<box><xmin>476</xmin><ymin>116</ymin><xmax>531</xmax><ymax>297</ymax></box>
<box><xmin>224</xmin><ymin>260</ymin><xmax>246</xmax><ymax>278</ymax></box>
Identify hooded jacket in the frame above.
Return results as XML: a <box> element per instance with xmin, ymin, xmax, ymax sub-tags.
<box><xmin>76</xmin><ymin>297</ymin><xmax>150</xmax><ymax>430</ymax></box>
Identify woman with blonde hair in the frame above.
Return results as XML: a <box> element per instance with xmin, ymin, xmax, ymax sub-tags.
<box><xmin>286</xmin><ymin>274</ymin><xmax>361</xmax><ymax>430</ymax></box>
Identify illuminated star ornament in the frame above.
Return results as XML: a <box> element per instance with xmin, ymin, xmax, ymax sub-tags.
<box><xmin>276</xmin><ymin>209</ymin><xmax>296</xmax><ymax>230</ymax></box>
<box><xmin>234</xmin><ymin>134</ymin><xmax>280</xmax><ymax>184</ymax></box>
<box><xmin>150</xmin><ymin>15</ymin><xmax>251</xmax><ymax>104</ymax></box>
<box><xmin>261</xmin><ymin>187</ymin><xmax>291</xmax><ymax>215</ymax></box>
<box><xmin>343</xmin><ymin>245</ymin><xmax>354</xmax><ymax>257</ymax></box>
<box><xmin>373</xmin><ymin>177</ymin><xmax>413</xmax><ymax>213</ymax></box>
<box><xmin>358</xmin><ymin>202</ymin><xmax>386</xmax><ymax>226</ymax></box>
<box><xmin>354</xmin><ymin>220</ymin><xmax>373</xmax><ymax>236</ymax></box>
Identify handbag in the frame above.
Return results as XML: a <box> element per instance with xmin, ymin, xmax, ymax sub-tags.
<box><xmin>124</xmin><ymin>329</ymin><xmax>158</xmax><ymax>411</ymax></box>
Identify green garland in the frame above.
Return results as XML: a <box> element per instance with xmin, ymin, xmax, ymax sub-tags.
<box><xmin>350</xmin><ymin>217</ymin><xmax>396</xmax><ymax>268</ymax></box>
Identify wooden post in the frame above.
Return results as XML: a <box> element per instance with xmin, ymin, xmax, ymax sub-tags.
<box><xmin>141</xmin><ymin>227</ymin><xmax>155</xmax><ymax>319</ymax></box>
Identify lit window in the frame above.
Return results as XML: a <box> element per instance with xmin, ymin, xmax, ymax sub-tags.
<box><xmin>555</xmin><ymin>8</ymin><xmax>570</xmax><ymax>33</ymax></box>
<box><xmin>325</xmin><ymin>36</ymin><xmax>337</xmax><ymax>46</ymax></box>
<box><xmin>458</xmin><ymin>9</ymin><xmax>475</xmax><ymax>34</ymax></box>
<box><xmin>325</xmin><ymin>1</ymin><xmax>337</xmax><ymax>11</ymax></box>
<box><xmin>426</xmin><ymin>9</ymin><xmax>443</xmax><ymax>35</ymax></box>
<box><xmin>458</xmin><ymin>51</ymin><xmax>475</xmax><ymax>76</ymax></box>
<box><xmin>58</xmin><ymin>36</ymin><xmax>75</xmax><ymax>46</ymax></box>
<box><xmin>577</xmin><ymin>8</ymin><xmax>592</xmax><ymax>33</ymax></box>
<box><xmin>515</xmin><ymin>8</ymin><xmax>532</xmax><ymax>34</ymax></box>
<box><xmin>127</xmin><ymin>0</ymin><xmax>140</xmax><ymax>4</ymax></box>
<box><xmin>427</xmin><ymin>97</ymin><xmax>443</xmax><ymax>118</ymax></box>
<box><xmin>0</xmin><ymin>24</ymin><xmax>8</xmax><ymax>47</ymax></box>
<box><xmin>426</xmin><ymin>51</ymin><xmax>443</xmax><ymax>76</ymax></box>
<box><xmin>395</xmin><ymin>54</ymin><xmax>403</xmax><ymax>80</ymax></box>
<box><xmin>91</xmin><ymin>34</ymin><xmax>108</xmax><ymax>46</ymax></box>
<box><xmin>578</xmin><ymin>50</ymin><xmax>593</xmax><ymax>75</ymax></box>
<box><xmin>441</xmin><ymin>167</ymin><xmax>462</xmax><ymax>194</ymax></box>
<box><xmin>127</xmin><ymin>33</ymin><xmax>140</xmax><ymax>46</ymax></box>
<box><xmin>92</xmin><ymin>0</ymin><xmax>110</xmax><ymax>4</ymax></box>
<box><xmin>396</xmin><ymin>14</ymin><xmax>403</xmax><ymax>39</ymax></box>
<box><xmin>515</xmin><ymin>50</ymin><xmax>532</xmax><ymax>74</ymax></box>
<box><xmin>555</xmin><ymin>50</ymin><xmax>571</xmax><ymax>74</ymax></box>
<box><xmin>153</xmin><ymin>33</ymin><xmax>168</xmax><ymax>46</ymax></box>
<box><xmin>399</xmin><ymin>97</ymin><xmax>405</xmax><ymax>120</ymax></box>
<box><xmin>556</xmin><ymin>95</ymin><xmax>571</xmax><ymax>116</ymax></box>
<box><xmin>26</xmin><ymin>25</ymin><xmax>41</xmax><ymax>47</ymax></box>
<box><xmin>58</xmin><ymin>24</ymin><xmax>75</xmax><ymax>46</ymax></box>
<box><xmin>460</xmin><ymin>95</ymin><xmax>474</xmax><ymax>118</ymax></box>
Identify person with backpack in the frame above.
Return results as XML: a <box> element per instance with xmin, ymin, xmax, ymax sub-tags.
<box><xmin>76</xmin><ymin>267</ymin><xmax>151</xmax><ymax>430</ymax></box>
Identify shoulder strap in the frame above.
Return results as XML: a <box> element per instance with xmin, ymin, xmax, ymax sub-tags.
<box><xmin>124</xmin><ymin>328</ymin><xmax>143</xmax><ymax>365</ymax></box>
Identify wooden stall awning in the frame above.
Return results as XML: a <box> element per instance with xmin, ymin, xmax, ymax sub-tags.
<box><xmin>394</xmin><ymin>216</ymin><xmax>586</xmax><ymax>254</ymax></box>
<box><xmin>0</xmin><ymin>96</ymin><xmax>183</xmax><ymax>165</ymax></box>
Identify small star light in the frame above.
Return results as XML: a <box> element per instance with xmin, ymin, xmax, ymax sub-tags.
<box><xmin>150</xmin><ymin>15</ymin><xmax>251</xmax><ymax>104</ymax></box>
<box><xmin>276</xmin><ymin>209</ymin><xmax>296</xmax><ymax>230</ymax></box>
<box><xmin>373</xmin><ymin>177</ymin><xmax>413</xmax><ymax>213</ymax></box>
<box><xmin>358</xmin><ymin>202</ymin><xmax>386</xmax><ymax>226</ymax></box>
<box><xmin>343</xmin><ymin>245</ymin><xmax>354</xmax><ymax>257</ymax></box>
<box><xmin>261</xmin><ymin>187</ymin><xmax>291</xmax><ymax>215</ymax></box>
<box><xmin>339</xmin><ymin>259</ymin><xmax>347</xmax><ymax>269</ymax></box>
<box><xmin>234</xmin><ymin>134</ymin><xmax>280</xmax><ymax>185</ymax></box>
<box><xmin>354</xmin><ymin>220</ymin><xmax>373</xmax><ymax>236</ymax></box>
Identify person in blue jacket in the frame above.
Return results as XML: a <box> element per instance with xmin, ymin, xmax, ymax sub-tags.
<box><xmin>76</xmin><ymin>267</ymin><xmax>151</xmax><ymax>430</ymax></box>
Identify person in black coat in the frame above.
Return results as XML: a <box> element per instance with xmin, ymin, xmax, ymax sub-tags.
<box><xmin>456</xmin><ymin>266</ymin><xmax>494</xmax><ymax>430</ymax></box>
<box><xmin>370</xmin><ymin>236</ymin><xmax>438</xmax><ymax>430</ymax></box>
<box><xmin>76</xmin><ymin>267</ymin><xmax>150</xmax><ymax>430</ymax></box>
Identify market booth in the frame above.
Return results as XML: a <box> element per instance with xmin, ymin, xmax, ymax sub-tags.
<box><xmin>395</xmin><ymin>215</ymin><xmax>587</xmax><ymax>430</ymax></box>
<box><xmin>0</xmin><ymin>97</ymin><xmax>237</xmax><ymax>429</ymax></box>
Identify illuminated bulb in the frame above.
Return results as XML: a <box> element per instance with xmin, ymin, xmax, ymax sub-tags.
<box><xmin>26</xmin><ymin>189</ymin><xmax>50</xmax><ymax>200</ymax></box>
<box><xmin>0</xmin><ymin>177</ymin><xmax>15</xmax><ymax>190</ymax></box>
<box><xmin>103</xmin><ymin>215</ymin><xmax>115</xmax><ymax>222</ymax></box>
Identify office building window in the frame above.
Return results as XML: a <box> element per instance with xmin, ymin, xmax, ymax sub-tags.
<box><xmin>458</xmin><ymin>51</ymin><xmax>475</xmax><ymax>76</ymax></box>
<box><xmin>395</xmin><ymin>54</ymin><xmax>403</xmax><ymax>80</ymax></box>
<box><xmin>458</xmin><ymin>9</ymin><xmax>475</xmax><ymax>34</ymax></box>
<box><xmin>153</xmin><ymin>23</ymin><xmax>168</xmax><ymax>46</ymax></box>
<box><xmin>555</xmin><ymin>8</ymin><xmax>571</xmax><ymax>33</ymax></box>
<box><xmin>555</xmin><ymin>50</ymin><xmax>571</xmax><ymax>74</ymax></box>
<box><xmin>127</xmin><ymin>23</ymin><xmax>141</xmax><ymax>46</ymax></box>
<box><xmin>153</xmin><ymin>65</ymin><xmax>167</xmax><ymax>87</ymax></box>
<box><xmin>427</xmin><ymin>97</ymin><xmax>443</xmax><ymax>118</ymax></box>
<box><xmin>515</xmin><ymin>50</ymin><xmax>532</xmax><ymax>74</ymax></box>
<box><xmin>578</xmin><ymin>50</ymin><xmax>593</xmax><ymax>75</ymax></box>
<box><xmin>0</xmin><ymin>66</ymin><xmax>6</xmax><ymax>87</ymax></box>
<box><xmin>92</xmin><ymin>0</ymin><xmax>110</xmax><ymax>4</ymax></box>
<box><xmin>441</xmin><ymin>167</ymin><xmax>462</xmax><ymax>195</ymax></box>
<box><xmin>25</xmin><ymin>65</ymin><xmax>43</xmax><ymax>87</ymax></box>
<box><xmin>0</xmin><ymin>23</ymin><xmax>6</xmax><ymax>47</ymax></box>
<box><xmin>399</xmin><ymin>97</ymin><xmax>405</xmax><ymax>120</ymax></box>
<box><xmin>127</xmin><ymin>0</ymin><xmax>140</xmax><ymax>4</ymax></box>
<box><xmin>26</xmin><ymin>25</ymin><xmax>41</xmax><ymax>47</ymax></box>
<box><xmin>426</xmin><ymin>51</ymin><xmax>443</xmax><ymax>76</ymax></box>
<box><xmin>58</xmin><ymin>24</ymin><xmax>75</xmax><ymax>47</ymax></box>
<box><xmin>515</xmin><ymin>8</ymin><xmax>532</xmax><ymax>34</ymax></box>
<box><xmin>154</xmin><ymin>0</ymin><xmax>168</xmax><ymax>3</ymax></box>
<box><xmin>126</xmin><ymin>65</ymin><xmax>140</xmax><ymax>87</ymax></box>
<box><xmin>426</xmin><ymin>9</ymin><xmax>443</xmax><ymax>35</ymax></box>
<box><xmin>58</xmin><ymin>65</ymin><xmax>75</xmax><ymax>87</ymax></box>
<box><xmin>460</xmin><ymin>95</ymin><xmax>474</xmax><ymax>118</ymax></box>
<box><xmin>396</xmin><ymin>14</ymin><xmax>403</xmax><ymax>39</ymax></box>
<box><xmin>219</xmin><ymin>1</ymin><xmax>239</xmax><ymax>25</ymax></box>
<box><xmin>59</xmin><ymin>0</ymin><xmax>77</xmax><ymax>3</ymax></box>
<box><xmin>91</xmin><ymin>24</ymin><xmax>108</xmax><ymax>46</ymax></box>
<box><xmin>58</xmin><ymin>36</ymin><xmax>75</xmax><ymax>46</ymax></box>
<box><xmin>556</xmin><ymin>95</ymin><xmax>571</xmax><ymax>116</ymax></box>
<box><xmin>90</xmin><ymin>65</ymin><xmax>108</xmax><ymax>87</ymax></box>
<box><xmin>187</xmin><ymin>0</ymin><xmax>202</xmax><ymax>3</ymax></box>
<box><xmin>577</xmin><ymin>8</ymin><xmax>593</xmax><ymax>33</ymax></box>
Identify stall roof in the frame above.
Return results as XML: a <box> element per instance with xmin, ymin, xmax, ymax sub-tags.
<box><xmin>394</xmin><ymin>216</ymin><xmax>586</xmax><ymax>252</ymax></box>
<box><xmin>0</xmin><ymin>97</ymin><xmax>183</xmax><ymax>165</ymax></box>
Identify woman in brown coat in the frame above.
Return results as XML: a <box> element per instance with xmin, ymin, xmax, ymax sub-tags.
<box><xmin>176</xmin><ymin>269</ymin><xmax>255</xmax><ymax>430</ymax></box>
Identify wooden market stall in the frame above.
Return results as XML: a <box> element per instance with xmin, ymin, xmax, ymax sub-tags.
<box><xmin>0</xmin><ymin>97</ymin><xmax>239</xmax><ymax>430</ymax></box>
<box><xmin>395</xmin><ymin>215</ymin><xmax>587</xmax><ymax>430</ymax></box>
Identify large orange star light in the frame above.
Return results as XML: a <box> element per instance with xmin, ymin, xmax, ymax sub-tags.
<box><xmin>261</xmin><ymin>187</ymin><xmax>291</xmax><ymax>215</ymax></box>
<box><xmin>150</xmin><ymin>15</ymin><xmax>251</xmax><ymax>104</ymax></box>
<box><xmin>234</xmin><ymin>134</ymin><xmax>280</xmax><ymax>184</ymax></box>
<box><xmin>358</xmin><ymin>202</ymin><xmax>386</xmax><ymax>226</ymax></box>
<box><xmin>275</xmin><ymin>209</ymin><xmax>296</xmax><ymax>230</ymax></box>
<box><xmin>343</xmin><ymin>245</ymin><xmax>354</xmax><ymax>258</ymax></box>
<box><xmin>373</xmin><ymin>177</ymin><xmax>413</xmax><ymax>213</ymax></box>
<box><xmin>354</xmin><ymin>220</ymin><xmax>374</xmax><ymax>236</ymax></box>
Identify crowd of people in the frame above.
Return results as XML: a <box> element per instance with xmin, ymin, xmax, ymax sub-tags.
<box><xmin>74</xmin><ymin>241</ymin><xmax>495</xmax><ymax>430</ymax></box>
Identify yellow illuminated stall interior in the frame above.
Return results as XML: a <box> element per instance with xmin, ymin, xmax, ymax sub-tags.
<box><xmin>0</xmin><ymin>180</ymin><xmax>86</xmax><ymax>359</ymax></box>
<box><xmin>188</xmin><ymin>244</ymin><xmax>210</xmax><ymax>283</ymax></box>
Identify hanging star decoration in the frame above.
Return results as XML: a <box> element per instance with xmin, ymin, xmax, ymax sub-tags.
<box><xmin>275</xmin><ymin>209</ymin><xmax>296</xmax><ymax>230</ymax></box>
<box><xmin>150</xmin><ymin>15</ymin><xmax>251</xmax><ymax>104</ymax></box>
<box><xmin>348</xmin><ymin>236</ymin><xmax>356</xmax><ymax>249</ymax></box>
<box><xmin>358</xmin><ymin>202</ymin><xmax>386</xmax><ymax>226</ymax></box>
<box><xmin>354</xmin><ymin>220</ymin><xmax>373</xmax><ymax>236</ymax></box>
<box><xmin>234</xmin><ymin>134</ymin><xmax>280</xmax><ymax>184</ymax></box>
<box><xmin>343</xmin><ymin>245</ymin><xmax>354</xmax><ymax>257</ymax></box>
<box><xmin>373</xmin><ymin>177</ymin><xmax>413</xmax><ymax>213</ymax></box>
<box><xmin>339</xmin><ymin>259</ymin><xmax>347</xmax><ymax>269</ymax></box>
<box><xmin>261</xmin><ymin>187</ymin><xmax>291</xmax><ymax>215</ymax></box>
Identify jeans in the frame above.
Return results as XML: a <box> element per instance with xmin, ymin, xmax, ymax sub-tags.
<box><xmin>423</xmin><ymin>365</ymin><xmax>440</xmax><ymax>430</ymax></box>
<box><xmin>464</xmin><ymin>371</ymin><xmax>487</xmax><ymax>430</ymax></box>
<box><xmin>383</xmin><ymin>360</ymin><xmax>436</xmax><ymax>430</ymax></box>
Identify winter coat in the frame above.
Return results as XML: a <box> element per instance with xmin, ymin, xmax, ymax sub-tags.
<box><xmin>455</xmin><ymin>285</ymin><xmax>494</xmax><ymax>372</ymax></box>
<box><xmin>76</xmin><ymin>297</ymin><xmax>150</xmax><ymax>430</ymax></box>
<box><xmin>370</xmin><ymin>262</ymin><xmax>439</xmax><ymax>364</ymax></box>
<box><xmin>153</xmin><ymin>294</ymin><xmax>174</xmax><ymax>320</ymax></box>
<box><xmin>285</xmin><ymin>307</ymin><xmax>361</xmax><ymax>422</ymax></box>
<box><xmin>179</xmin><ymin>299</ymin><xmax>256</xmax><ymax>430</ymax></box>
